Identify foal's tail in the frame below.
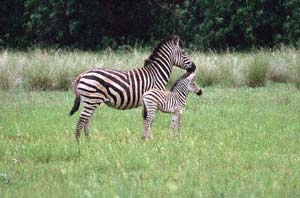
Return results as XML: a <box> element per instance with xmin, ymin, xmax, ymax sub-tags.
<box><xmin>69</xmin><ymin>75</ymin><xmax>81</xmax><ymax>116</ymax></box>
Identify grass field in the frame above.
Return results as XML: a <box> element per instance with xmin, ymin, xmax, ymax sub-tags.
<box><xmin>1</xmin><ymin>84</ymin><xmax>300</xmax><ymax>197</ymax></box>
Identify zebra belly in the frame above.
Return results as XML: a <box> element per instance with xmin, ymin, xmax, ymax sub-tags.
<box><xmin>159</xmin><ymin>105</ymin><xmax>183</xmax><ymax>114</ymax></box>
<box><xmin>158</xmin><ymin>104</ymin><xmax>176</xmax><ymax>113</ymax></box>
<box><xmin>78</xmin><ymin>81</ymin><xmax>144</xmax><ymax>110</ymax></box>
<box><xmin>105</xmin><ymin>97</ymin><xmax>142</xmax><ymax>110</ymax></box>
<box><xmin>157</xmin><ymin>96</ymin><xmax>182</xmax><ymax>114</ymax></box>
<box><xmin>77</xmin><ymin>68</ymin><xmax>155</xmax><ymax>110</ymax></box>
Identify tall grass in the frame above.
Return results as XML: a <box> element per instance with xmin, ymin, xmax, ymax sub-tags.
<box><xmin>192</xmin><ymin>47</ymin><xmax>300</xmax><ymax>88</ymax></box>
<box><xmin>0</xmin><ymin>47</ymin><xmax>300</xmax><ymax>90</ymax></box>
<box><xmin>245</xmin><ymin>51</ymin><xmax>269</xmax><ymax>87</ymax></box>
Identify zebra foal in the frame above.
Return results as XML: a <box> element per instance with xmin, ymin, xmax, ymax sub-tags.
<box><xmin>69</xmin><ymin>35</ymin><xmax>196</xmax><ymax>143</ymax></box>
<box><xmin>142</xmin><ymin>72</ymin><xmax>202</xmax><ymax>141</ymax></box>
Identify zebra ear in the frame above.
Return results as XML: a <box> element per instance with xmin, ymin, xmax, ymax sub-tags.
<box><xmin>174</xmin><ymin>36</ymin><xmax>181</xmax><ymax>47</ymax></box>
<box><xmin>187</xmin><ymin>72</ymin><xmax>195</xmax><ymax>80</ymax></box>
<box><xmin>175</xmin><ymin>38</ymin><xmax>179</xmax><ymax>46</ymax></box>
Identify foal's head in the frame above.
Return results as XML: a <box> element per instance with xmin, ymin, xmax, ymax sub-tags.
<box><xmin>171</xmin><ymin>72</ymin><xmax>202</xmax><ymax>96</ymax></box>
<box><xmin>187</xmin><ymin>72</ymin><xmax>202</xmax><ymax>96</ymax></box>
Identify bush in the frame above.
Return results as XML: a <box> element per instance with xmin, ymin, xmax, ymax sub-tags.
<box><xmin>292</xmin><ymin>55</ymin><xmax>300</xmax><ymax>89</ymax></box>
<box><xmin>245</xmin><ymin>52</ymin><xmax>270</xmax><ymax>87</ymax></box>
<box><xmin>0</xmin><ymin>51</ymin><xmax>24</xmax><ymax>90</ymax></box>
<box><xmin>24</xmin><ymin>63</ymin><xmax>53</xmax><ymax>90</ymax></box>
<box><xmin>268</xmin><ymin>57</ymin><xmax>290</xmax><ymax>83</ymax></box>
<box><xmin>295</xmin><ymin>73</ymin><xmax>300</xmax><ymax>90</ymax></box>
<box><xmin>198</xmin><ymin>65</ymin><xmax>219</xmax><ymax>87</ymax></box>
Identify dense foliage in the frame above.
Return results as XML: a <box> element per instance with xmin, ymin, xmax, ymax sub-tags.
<box><xmin>1</xmin><ymin>0</ymin><xmax>300</xmax><ymax>50</ymax></box>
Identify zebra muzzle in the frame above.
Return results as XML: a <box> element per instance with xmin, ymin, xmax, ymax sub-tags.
<box><xmin>187</xmin><ymin>62</ymin><xmax>196</xmax><ymax>73</ymax></box>
<box><xmin>196</xmin><ymin>90</ymin><xmax>202</xmax><ymax>96</ymax></box>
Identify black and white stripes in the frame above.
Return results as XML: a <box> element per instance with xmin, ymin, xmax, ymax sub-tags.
<box><xmin>69</xmin><ymin>35</ymin><xmax>196</xmax><ymax>143</ymax></box>
<box><xmin>142</xmin><ymin>72</ymin><xmax>202</xmax><ymax>141</ymax></box>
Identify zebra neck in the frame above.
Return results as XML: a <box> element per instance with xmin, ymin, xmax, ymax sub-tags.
<box><xmin>146</xmin><ymin>62</ymin><xmax>172</xmax><ymax>89</ymax></box>
<box><xmin>172</xmin><ymin>86</ymin><xmax>189</xmax><ymax>99</ymax></box>
<box><xmin>147</xmin><ymin>42</ymin><xmax>174</xmax><ymax>70</ymax></box>
<box><xmin>144</xmin><ymin>45</ymin><xmax>174</xmax><ymax>89</ymax></box>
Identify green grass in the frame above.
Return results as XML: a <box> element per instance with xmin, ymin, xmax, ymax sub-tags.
<box><xmin>1</xmin><ymin>84</ymin><xmax>300</xmax><ymax>197</ymax></box>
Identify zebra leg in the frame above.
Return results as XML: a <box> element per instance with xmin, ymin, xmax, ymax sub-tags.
<box><xmin>143</xmin><ymin>119</ymin><xmax>151</xmax><ymax>141</ymax></box>
<box><xmin>170</xmin><ymin>113</ymin><xmax>178</xmax><ymax>139</ymax></box>
<box><xmin>177</xmin><ymin>112</ymin><xmax>182</xmax><ymax>141</ymax></box>
<box><xmin>84</xmin><ymin>118</ymin><xmax>92</xmax><ymax>142</ymax></box>
<box><xmin>81</xmin><ymin>99</ymin><xmax>103</xmax><ymax>142</ymax></box>
<box><xmin>142</xmin><ymin>104</ymin><xmax>156</xmax><ymax>141</ymax></box>
<box><xmin>75</xmin><ymin>116</ymin><xmax>88</xmax><ymax>144</ymax></box>
<box><xmin>143</xmin><ymin>115</ymin><xmax>155</xmax><ymax>141</ymax></box>
<box><xmin>83</xmin><ymin>107</ymin><xmax>97</xmax><ymax>142</ymax></box>
<box><xmin>76</xmin><ymin>103</ymin><xmax>99</xmax><ymax>143</ymax></box>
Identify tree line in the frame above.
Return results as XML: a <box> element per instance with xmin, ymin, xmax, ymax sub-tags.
<box><xmin>1</xmin><ymin>0</ymin><xmax>300</xmax><ymax>50</ymax></box>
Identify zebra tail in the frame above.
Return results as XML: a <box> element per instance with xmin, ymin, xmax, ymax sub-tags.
<box><xmin>69</xmin><ymin>75</ymin><xmax>81</xmax><ymax>116</ymax></box>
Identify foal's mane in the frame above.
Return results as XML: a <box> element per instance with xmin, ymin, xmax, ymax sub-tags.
<box><xmin>144</xmin><ymin>35</ymin><xmax>184</xmax><ymax>67</ymax></box>
<box><xmin>170</xmin><ymin>72</ymin><xmax>192</xmax><ymax>91</ymax></box>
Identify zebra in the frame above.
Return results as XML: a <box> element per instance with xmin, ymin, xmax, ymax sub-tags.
<box><xmin>142</xmin><ymin>71</ymin><xmax>202</xmax><ymax>141</ymax></box>
<box><xmin>69</xmin><ymin>35</ymin><xmax>196</xmax><ymax>143</ymax></box>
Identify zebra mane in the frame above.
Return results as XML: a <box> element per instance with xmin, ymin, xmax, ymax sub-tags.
<box><xmin>144</xmin><ymin>35</ymin><xmax>184</xmax><ymax>67</ymax></box>
<box><xmin>170</xmin><ymin>72</ymin><xmax>192</xmax><ymax>91</ymax></box>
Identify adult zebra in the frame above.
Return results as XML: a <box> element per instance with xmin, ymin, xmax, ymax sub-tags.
<box><xmin>70</xmin><ymin>35</ymin><xmax>196</xmax><ymax>143</ymax></box>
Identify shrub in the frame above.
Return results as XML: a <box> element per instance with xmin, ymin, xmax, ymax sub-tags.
<box><xmin>194</xmin><ymin>52</ymin><xmax>224</xmax><ymax>87</ymax></box>
<box><xmin>295</xmin><ymin>74</ymin><xmax>300</xmax><ymax>90</ymax></box>
<box><xmin>268</xmin><ymin>57</ymin><xmax>290</xmax><ymax>83</ymax></box>
<box><xmin>197</xmin><ymin>64</ymin><xmax>219</xmax><ymax>87</ymax></box>
<box><xmin>293</xmin><ymin>55</ymin><xmax>300</xmax><ymax>89</ymax></box>
<box><xmin>245</xmin><ymin>52</ymin><xmax>270</xmax><ymax>87</ymax></box>
<box><xmin>0</xmin><ymin>68</ymin><xmax>12</xmax><ymax>89</ymax></box>
<box><xmin>0</xmin><ymin>51</ymin><xmax>24</xmax><ymax>90</ymax></box>
<box><xmin>24</xmin><ymin>65</ymin><xmax>53</xmax><ymax>90</ymax></box>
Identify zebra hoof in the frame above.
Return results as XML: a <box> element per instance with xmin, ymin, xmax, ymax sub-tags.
<box><xmin>76</xmin><ymin>137</ymin><xmax>80</xmax><ymax>145</ymax></box>
<box><xmin>85</xmin><ymin>136</ymin><xmax>91</xmax><ymax>143</ymax></box>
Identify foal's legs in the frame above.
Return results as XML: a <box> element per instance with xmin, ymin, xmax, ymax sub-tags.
<box><xmin>170</xmin><ymin>113</ymin><xmax>178</xmax><ymax>139</ymax></box>
<box><xmin>177</xmin><ymin>112</ymin><xmax>182</xmax><ymax>141</ymax></box>
<box><xmin>143</xmin><ymin>119</ymin><xmax>152</xmax><ymax>141</ymax></box>
<box><xmin>170</xmin><ymin>111</ymin><xmax>183</xmax><ymax>140</ymax></box>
